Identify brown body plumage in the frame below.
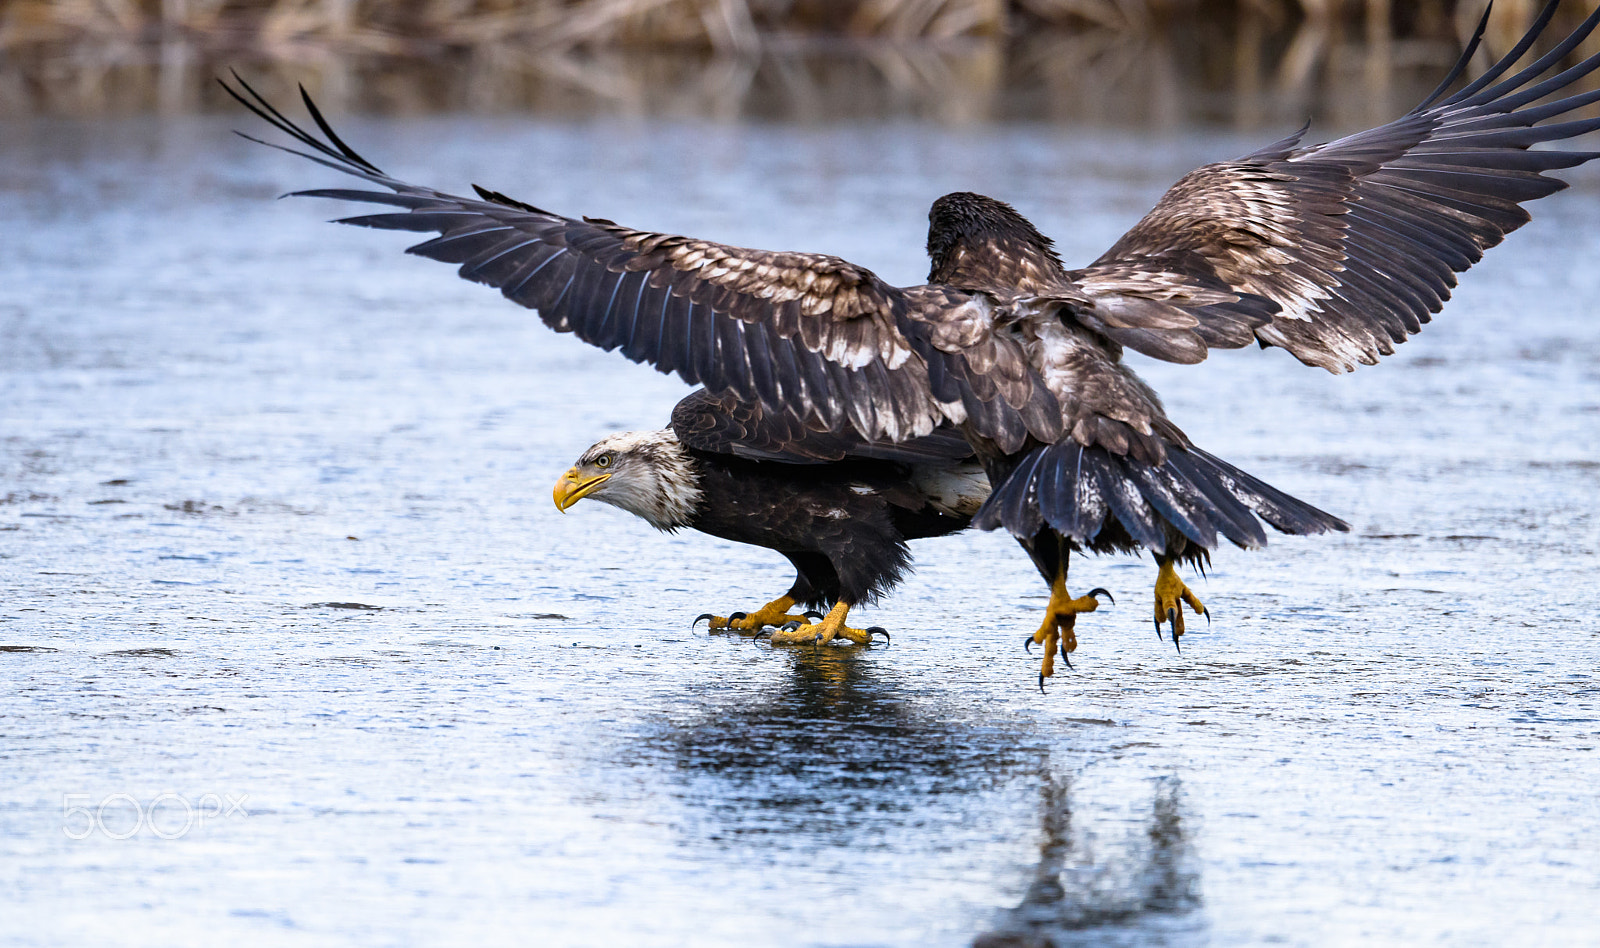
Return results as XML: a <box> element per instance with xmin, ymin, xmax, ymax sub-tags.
<box><xmin>553</xmin><ymin>390</ymin><xmax>987</xmax><ymax>614</ymax></box>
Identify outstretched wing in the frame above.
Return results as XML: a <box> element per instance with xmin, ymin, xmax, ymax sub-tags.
<box><xmin>225</xmin><ymin>77</ymin><xmax>1060</xmax><ymax>452</ymax></box>
<box><xmin>1069</xmin><ymin>1</ymin><xmax>1600</xmax><ymax>373</ymax></box>
<box><xmin>669</xmin><ymin>388</ymin><xmax>974</xmax><ymax>464</ymax></box>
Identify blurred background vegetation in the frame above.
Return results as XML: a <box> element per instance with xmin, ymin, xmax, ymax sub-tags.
<box><xmin>2</xmin><ymin>0</ymin><xmax>1598</xmax><ymax>126</ymax></box>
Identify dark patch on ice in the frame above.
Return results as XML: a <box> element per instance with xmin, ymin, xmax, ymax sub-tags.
<box><xmin>164</xmin><ymin>500</ymin><xmax>228</xmax><ymax>515</ymax></box>
<box><xmin>0</xmin><ymin>645</ymin><xmax>60</xmax><ymax>653</ymax></box>
<box><xmin>1310</xmin><ymin>459</ymin><xmax>1376</xmax><ymax>475</ymax></box>
<box><xmin>305</xmin><ymin>602</ymin><xmax>382</xmax><ymax>610</ymax></box>
<box><xmin>106</xmin><ymin>648</ymin><xmax>177</xmax><ymax>657</ymax></box>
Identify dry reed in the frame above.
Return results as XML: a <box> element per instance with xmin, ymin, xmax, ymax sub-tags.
<box><xmin>1</xmin><ymin>0</ymin><xmax>1596</xmax><ymax>121</ymax></box>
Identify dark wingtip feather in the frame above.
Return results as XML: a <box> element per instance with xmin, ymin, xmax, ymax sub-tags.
<box><xmin>1413</xmin><ymin>0</ymin><xmax>1502</xmax><ymax>113</ymax></box>
<box><xmin>1245</xmin><ymin>118</ymin><xmax>1313</xmax><ymax>162</ymax></box>
<box><xmin>222</xmin><ymin>73</ymin><xmax>393</xmax><ymax>185</ymax></box>
<box><xmin>472</xmin><ymin>183</ymin><xmax>545</xmax><ymax>213</ymax></box>
<box><xmin>297</xmin><ymin>83</ymin><xmax>383</xmax><ymax>176</ymax></box>
<box><xmin>1456</xmin><ymin>1</ymin><xmax>1600</xmax><ymax>112</ymax></box>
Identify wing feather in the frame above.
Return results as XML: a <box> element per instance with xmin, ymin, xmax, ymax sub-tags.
<box><xmin>1068</xmin><ymin>0</ymin><xmax>1600</xmax><ymax>372</ymax></box>
<box><xmin>669</xmin><ymin>389</ymin><xmax>975</xmax><ymax>465</ymax></box>
<box><xmin>226</xmin><ymin>76</ymin><xmax>1061</xmax><ymax>451</ymax></box>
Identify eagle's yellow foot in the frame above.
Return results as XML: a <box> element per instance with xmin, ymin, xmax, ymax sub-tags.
<box><xmin>693</xmin><ymin>595</ymin><xmax>820</xmax><ymax>633</ymax></box>
<box><xmin>1027</xmin><ymin>570</ymin><xmax>1114</xmax><ymax>691</ymax></box>
<box><xmin>766</xmin><ymin>600</ymin><xmax>887</xmax><ymax>647</ymax></box>
<box><xmin>1153</xmin><ymin>557</ymin><xmax>1207</xmax><ymax>651</ymax></box>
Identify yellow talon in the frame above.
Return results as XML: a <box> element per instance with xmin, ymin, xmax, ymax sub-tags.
<box><xmin>1030</xmin><ymin>566</ymin><xmax>1111</xmax><ymax>687</ymax></box>
<box><xmin>1153</xmin><ymin>556</ymin><xmax>1207</xmax><ymax>650</ymax></box>
<box><xmin>766</xmin><ymin>600</ymin><xmax>882</xmax><ymax>646</ymax></box>
<box><xmin>696</xmin><ymin>595</ymin><xmax>812</xmax><ymax>633</ymax></box>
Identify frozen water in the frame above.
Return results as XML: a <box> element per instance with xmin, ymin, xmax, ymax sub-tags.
<box><xmin>1</xmin><ymin>113</ymin><xmax>1598</xmax><ymax>946</ymax></box>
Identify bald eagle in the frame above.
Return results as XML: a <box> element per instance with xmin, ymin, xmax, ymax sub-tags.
<box><xmin>551</xmin><ymin>389</ymin><xmax>992</xmax><ymax>641</ymax></box>
<box><xmin>227</xmin><ymin>0</ymin><xmax>1600</xmax><ymax>686</ymax></box>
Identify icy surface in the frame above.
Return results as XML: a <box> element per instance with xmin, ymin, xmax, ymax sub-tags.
<box><xmin>1</xmin><ymin>114</ymin><xmax>1598</xmax><ymax>947</ymax></box>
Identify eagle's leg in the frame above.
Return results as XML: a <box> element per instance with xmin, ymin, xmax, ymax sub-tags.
<box><xmin>696</xmin><ymin>594</ymin><xmax>816</xmax><ymax>633</ymax></box>
<box><xmin>1030</xmin><ymin>562</ymin><xmax>1111</xmax><ymax>687</ymax></box>
<box><xmin>1153</xmin><ymin>555</ymin><xmax>1207</xmax><ymax>650</ymax></box>
<box><xmin>766</xmin><ymin>600</ymin><xmax>883</xmax><ymax>646</ymax></box>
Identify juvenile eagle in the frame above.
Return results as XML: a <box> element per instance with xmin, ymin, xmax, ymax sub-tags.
<box><xmin>228</xmin><ymin>1</ymin><xmax>1600</xmax><ymax>685</ymax></box>
<box><xmin>552</xmin><ymin>389</ymin><xmax>992</xmax><ymax>641</ymax></box>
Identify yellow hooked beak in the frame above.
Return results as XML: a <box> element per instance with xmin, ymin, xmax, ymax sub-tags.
<box><xmin>552</xmin><ymin>467</ymin><xmax>611</xmax><ymax>512</ymax></box>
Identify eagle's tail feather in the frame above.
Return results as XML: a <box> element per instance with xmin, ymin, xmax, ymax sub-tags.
<box><xmin>972</xmin><ymin>442</ymin><xmax>1349</xmax><ymax>553</ymax></box>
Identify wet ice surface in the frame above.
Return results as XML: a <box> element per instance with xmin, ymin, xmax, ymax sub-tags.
<box><xmin>1</xmin><ymin>114</ymin><xmax>1598</xmax><ymax>947</ymax></box>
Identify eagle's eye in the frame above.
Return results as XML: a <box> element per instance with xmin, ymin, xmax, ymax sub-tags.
<box><xmin>595</xmin><ymin>453</ymin><xmax>613</xmax><ymax>469</ymax></box>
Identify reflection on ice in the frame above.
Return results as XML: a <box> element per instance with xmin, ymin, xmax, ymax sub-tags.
<box><xmin>977</xmin><ymin>773</ymin><xmax>1201</xmax><ymax>948</ymax></box>
<box><xmin>655</xmin><ymin>649</ymin><xmax>1046</xmax><ymax>837</ymax></box>
<box><xmin>645</xmin><ymin>649</ymin><xmax>1207</xmax><ymax>946</ymax></box>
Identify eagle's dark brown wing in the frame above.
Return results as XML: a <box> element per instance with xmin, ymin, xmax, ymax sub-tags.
<box><xmin>1069</xmin><ymin>1</ymin><xmax>1600</xmax><ymax>373</ymax></box>
<box><xmin>224</xmin><ymin>77</ymin><xmax>1060</xmax><ymax>453</ymax></box>
<box><xmin>668</xmin><ymin>388</ymin><xmax>974</xmax><ymax>465</ymax></box>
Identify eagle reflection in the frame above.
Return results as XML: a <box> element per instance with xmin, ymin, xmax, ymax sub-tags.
<box><xmin>659</xmin><ymin>650</ymin><xmax>1043</xmax><ymax>837</ymax></box>
<box><xmin>975</xmin><ymin>772</ymin><xmax>1202</xmax><ymax>948</ymax></box>
<box><xmin>657</xmin><ymin>650</ymin><xmax>1204</xmax><ymax>948</ymax></box>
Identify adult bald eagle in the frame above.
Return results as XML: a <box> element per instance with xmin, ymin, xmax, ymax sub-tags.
<box><xmin>228</xmin><ymin>0</ymin><xmax>1600</xmax><ymax>685</ymax></box>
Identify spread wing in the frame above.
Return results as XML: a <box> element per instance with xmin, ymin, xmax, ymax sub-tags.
<box><xmin>1069</xmin><ymin>1</ymin><xmax>1600</xmax><ymax>373</ymax></box>
<box><xmin>669</xmin><ymin>388</ymin><xmax>974</xmax><ymax>465</ymax></box>
<box><xmin>224</xmin><ymin>77</ymin><xmax>1060</xmax><ymax>453</ymax></box>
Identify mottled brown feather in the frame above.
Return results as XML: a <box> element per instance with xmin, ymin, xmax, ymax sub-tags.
<box><xmin>1069</xmin><ymin>3</ymin><xmax>1600</xmax><ymax>373</ymax></box>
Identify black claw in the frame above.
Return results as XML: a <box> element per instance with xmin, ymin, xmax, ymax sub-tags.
<box><xmin>1038</xmin><ymin>672</ymin><xmax>1046</xmax><ymax>694</ymax></box>
<box><xmin>1088</xmin><ymin>587</ymin><xmax>1115</xmax><ymax>606</ymax></box>
<box><xmin>804</xmin><ymin>610</ymin><xmax>825</xmax><ymax>621</ymax></box>
<box><xmin>1154</xmin><ymin>616</ymin><xmax>1163</xmax><ymax>640</ymax></box>
<box><xmin>867</xmin><ymin>626</ymin><xmax>890</xmax><ymax>645</ymax></box>
<box><xmin>753</xmin><ymin>628</ymin><xmax>773</xmax><ymax>639</ymax></box>
<box><xmin>812</xmin><ymin>633</ymin><xmax>824</xmax><ymax>646</ymax></box>
<box><xmin>780</xmin><ymin>620</ymin><xmax>802</xmax><ymax>632</ymax></box>
<box><xmin>1024</xmin><ymin>634</ymin><xmax>1035</xmax><ymax>654</ymax></box>
<box><xmin>1203</xmin><ymin>606</ymin><xmax>1212</xmax><ymax>627</ymax></box>
<box><xmin>728</xmin><ymin>612</ymin><xmax>748</xmax><ymax>623</ymax></box>
<box><xmin>693</xmin><ymin>613</ymin><xmax>716</xmax><ymax>629</ymax></box>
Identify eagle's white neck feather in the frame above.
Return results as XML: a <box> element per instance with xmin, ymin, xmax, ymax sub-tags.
<box><xmin>578</xmin><ymin>430</ymin><xmax>702</xmax><ymax>531</ymax></box>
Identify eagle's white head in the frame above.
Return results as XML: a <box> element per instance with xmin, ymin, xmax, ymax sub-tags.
<box><xmin>551</xmin><ymin>430</ymin><xmax>702</xmax><ymax>531</ymax></box>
